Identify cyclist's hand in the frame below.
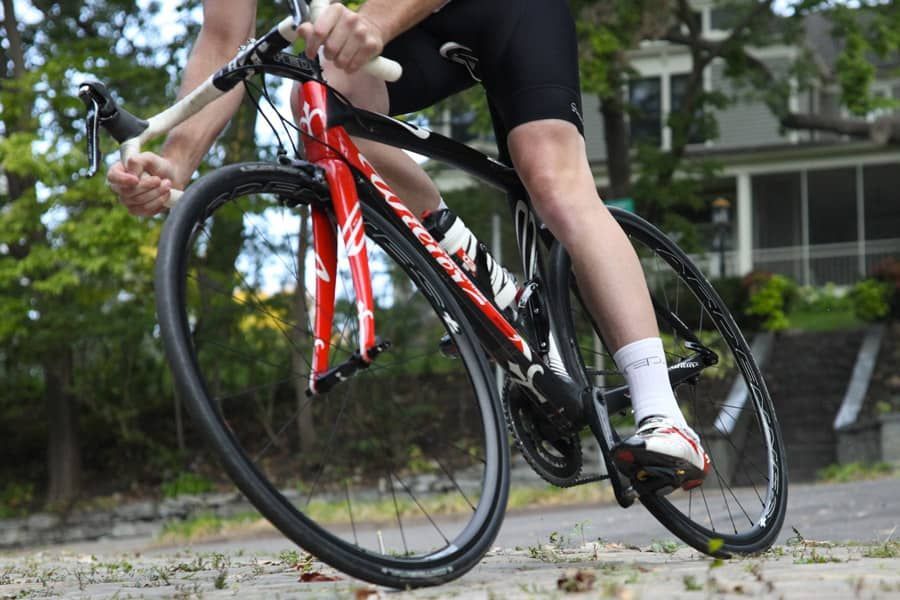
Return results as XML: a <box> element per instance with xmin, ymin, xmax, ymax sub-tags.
<box><xmin>299</xmin><ymin>3</ymin><xmax>385</xmax><ymax>73</ymax></box>
<box><xmin>107</xmin><ymin>152</ymin><xmax>178</xmax><ymax>217</ymax></box>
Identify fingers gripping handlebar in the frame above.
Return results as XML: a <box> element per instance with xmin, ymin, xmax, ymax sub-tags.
<box><xmin>77</xmin><ymin>0</ymin><xmax>402</xmax><ymax>208</ymax></box>
<box><xmin>307</xmin><ymin>0</ymin><xmax>402</xmax><ymax>82</ymax></box>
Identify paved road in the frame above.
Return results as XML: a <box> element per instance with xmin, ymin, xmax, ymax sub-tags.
<box><xmin>2</xmin><ymin>478</ymin><xmax>898</xmax><ymax>599</ymax></box>
<box><xmin>141</xmin><ymin>476</ymin><xmax>900</xmax><ymax>556</ymax></box>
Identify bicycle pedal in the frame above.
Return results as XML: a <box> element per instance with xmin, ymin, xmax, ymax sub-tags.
<box><xmin>633</xmin><ymin>466</ymin><xmax>690</xmax><ymax>496</ymax></box>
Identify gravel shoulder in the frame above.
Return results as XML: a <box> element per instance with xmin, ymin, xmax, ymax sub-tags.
<box><xmin>3</xmin><ymin>540</ymin><xmax>900</xmax><ymax>599</ymax></box>
<box><xmin>3</xmin><ymin>478</ymin><xmax>899</xmax><ymax>599</ymax></box>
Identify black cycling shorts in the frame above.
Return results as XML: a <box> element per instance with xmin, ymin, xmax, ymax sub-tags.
<box><xmin>382</xmin><ymin>0</ymin><xmax>585</xmax><ymax>148</ymax></box>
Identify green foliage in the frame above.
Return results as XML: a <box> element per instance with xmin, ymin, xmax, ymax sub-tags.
<box><xmin>796</xmin><ymin>283</ymin><xmax>852</xmax><ymax>313</ymax></box>
<box><xmin>648</xmin><ymin>539</ymin><xmax>681</xmax><ymax>554</ymax></box>
<box><xmin>863</xmin><ymin>540</ymin><xmax>900</xmax><ymax>559</ymax></box>
<box><xmin>0</xmin><ymin>483</ymin><xmax>35</xmax><ymax>519</ymax></box>
<box><xmin>872</xmin><ymin>257</ymin><xmax>900</xmax><ymax>319</ymax></box>
<box><xmin>743</xmin><ymin>273</ymin><xmax>798</xmax><ymax>332</ymax></box>
<box><xmin>828</xmin><ymin>3</ymin><xmax>900</xmax><ymax>117</ymax></box>
<box><xmin>816</xmin><ymin>461</ymin><xmax>894</xmax><ymax>484</ymax></box>
<box><xmin>162</xmin><ymin>472</ymin><xmax>216</xmax><ymax>499</ymax></box>
<box><xmin>714</xmin><ymin>276</ymin><xmax>751</xmax><ymax>325</ymax></box>
<box><xmin>159</xmin><ymin>512</ymin><xmax>260</xmax><ymax>542</ymax></box>
<box><xmin>849</xmin><ymin>279</ymin><xmax>892</xmax><ymax>322</ymax></box>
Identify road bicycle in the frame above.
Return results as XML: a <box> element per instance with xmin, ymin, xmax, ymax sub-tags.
<box><xmin>78</xmin><ymin>0</ymin><xmax>787</xmax><ymax>588</ymax></box>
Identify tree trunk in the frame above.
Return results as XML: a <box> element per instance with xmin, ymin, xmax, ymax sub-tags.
<box><xmin>293</xmin><ymin>208</ymin><xmax>316</xmax><ymax>453</ymax></box>
<box><xmin>600</xmin><ymin>92</ymin><xmax>632</xmax><ymax>200</ymax></box>
<box><xmin>1</xmin><ymin>0</ymin><xmax>26</xmax><ymax>79</ymax></box>
<box><xmin>44</xmin><ymin>349</ymin><xmax>80</xmax><ymax>507</ymax></box>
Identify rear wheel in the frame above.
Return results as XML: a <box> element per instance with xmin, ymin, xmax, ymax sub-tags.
<box><xmin>554</xmin><ymin>207</ymin><xmax>787</xmax><ymax>556</ymax></box>
<box><xmin>155</xmin><ymin>163</ymin><xmax>509</xmax><ymax>587</ymax></box>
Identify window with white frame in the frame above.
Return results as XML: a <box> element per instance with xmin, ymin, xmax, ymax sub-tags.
<box><xmin>628</xmin><ymin>72</ymin><xmax>706</xmax><ymax>148</ymax></box>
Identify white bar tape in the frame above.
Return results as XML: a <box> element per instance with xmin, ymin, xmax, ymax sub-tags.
<box><xmin>165</xmin><ymin>188</ymin><xmax>183</xmax><ymax>208</ymax></box>
<box><xmin>307</xmin><ymin>0</ymin><xmax>402</xmax><ymax>82</ymax></box>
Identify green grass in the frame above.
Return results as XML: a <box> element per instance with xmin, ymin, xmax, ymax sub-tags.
<box><xmin>159</xmin><ymin>512</ymin><xmax>262</xmax><ymax>542</ymax></box>
<box><xmin>786</xmin><ymin>308</ymin><xmax>862</xmax><ymax>332</ymax></box>
<box><xmin>863</xmin><ymin>540</ymin><xmax>900</xmax><ymax>559</ymax></box>
<box><xmin>158</xmin><ymin>483</ymin><xmax>616</xmax><ymax>543</ymax></box>
<box><xmin>816</xmin><ymin>462</ymin><xmax>895</xmax><ymax>484</ymax></box>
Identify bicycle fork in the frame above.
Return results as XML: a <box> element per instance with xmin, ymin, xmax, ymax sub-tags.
<box><xmin>299</xmin><ymin>82</ymin><xmax>389</xmax><ymax>396</ymax></box>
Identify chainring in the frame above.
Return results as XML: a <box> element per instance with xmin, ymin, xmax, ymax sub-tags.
<box><xmin>503</xmin><ymin>381</ymin><xmax>583</xmax><ymax>487</ymax></box>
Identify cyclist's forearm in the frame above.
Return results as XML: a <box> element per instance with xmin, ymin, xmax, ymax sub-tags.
<box><xmin>161</xmin><ymin>7</ymin><xmax>255</xmax><ymax>187</ymax></box>
<box><xmin>358</xmin><ymin>0</ymin><xmax>449</xmax><ymax>43</ymax></box>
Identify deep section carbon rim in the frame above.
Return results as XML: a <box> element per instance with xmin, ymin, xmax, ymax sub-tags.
<box><xmin>155</xmin><ymin>163</ymin><xmax>508</xmax><ymax>586</ymax></box>
<box><xmin>563</xmin><ymin>208</ymin><xmax>787</xmax><ymax>555</ymax></box>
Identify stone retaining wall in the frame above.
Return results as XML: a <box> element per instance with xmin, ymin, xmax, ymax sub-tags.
<box><xmin>1</xmin><ymin>440</ymin><xmax>608</xmax><ymax>550</ymax></box>
<box><xmin>837</xmin><ymin>413</ymin><xmax>900</xmax><ymax>465</ymax></box>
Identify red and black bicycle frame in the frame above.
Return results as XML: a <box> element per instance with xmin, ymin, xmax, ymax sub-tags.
<box><xmin>287</xmin><ymin>72</ymin><xmax>595</xmax><ymax>427</ymax></box>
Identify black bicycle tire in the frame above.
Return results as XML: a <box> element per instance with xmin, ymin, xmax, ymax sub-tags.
<box><xmin>155</xmin><ymin>162</ymin><xmax>510</xmax><ymax>588</ymax></box>
<box><xmin>552</xmin><ymin>207</ymin><xmax>788</xmax><ymax>557</ymax></box>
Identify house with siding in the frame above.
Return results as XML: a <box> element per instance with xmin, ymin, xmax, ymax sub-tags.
<box><xmin>583</xmin><ymin>3</ymin><xmax>900</xmax><ymax>285</ymax></box>
<box><xmin>435</xmin><ymin>3</ymin><xmax>899</xmax><ymax>286</ymax></box>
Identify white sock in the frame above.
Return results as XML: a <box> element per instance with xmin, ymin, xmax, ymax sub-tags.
<box><xmin>613</xmin><ymin>337</ymin><xmax>685</xmax><ymax>428</ymax></box>
<box><xmin>437</xmin><ymin>197</ymin><xmax>448</xmax><ymax>210</ymax></box>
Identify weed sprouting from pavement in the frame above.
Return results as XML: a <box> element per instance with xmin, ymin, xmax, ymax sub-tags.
<box><xmin>864</xmin><ymin>539</ymin><xmax>899</xmax><ymax>559</ymax></box>
<box><xmin>647</xmin><ymin>539</ymin><xmax>681</xmax><ymax>554</ymax></box>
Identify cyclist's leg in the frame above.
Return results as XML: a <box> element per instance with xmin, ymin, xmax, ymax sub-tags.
<box><xmin>483</xmin><ymin>0</ymin><xmax>708</xmax><ymax>482</ymax></box>
<box><xmin>506</xmin><ymin>122</ymin><xmax>657</xmax><ymax>350</ymax></box>
<box><xmin>507</xmin><ymin>121</ymin><xmax>709</xmax><ymax>479</ymax></box>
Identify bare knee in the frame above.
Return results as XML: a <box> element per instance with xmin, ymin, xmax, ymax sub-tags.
<box><xmin>508</xmin><ymin>121</ymin><xmax>601</xmax><ymax>242</ymax></box>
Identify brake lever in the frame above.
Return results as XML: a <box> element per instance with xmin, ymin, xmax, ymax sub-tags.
<box><xmin>82</xmin><ymin>93</ymin><xmax>103</xmax><ymax>177</ymax></box>
<box><xmin>289</xmin><ymin>0</ymin><xmax>310</xmax><ymax>27</ymax></box>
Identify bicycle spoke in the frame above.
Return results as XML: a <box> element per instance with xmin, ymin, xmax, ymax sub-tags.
<box><xmin>388</xmin><ymin>471</ymin><xmax>410</xmax><ymax>556</ymax></box>
<box><xmin>345</xmin><ymin>480</ymin><xmax>359</xmax><ymax>546</ymax></box>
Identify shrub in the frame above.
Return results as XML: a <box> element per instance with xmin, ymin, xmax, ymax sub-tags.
<box><xmin>0</xmin><ymin>482</ymin><xmax>35</xmax><ymax>519</ymax></box>
<box><xmin>849</xmin><ymin>279</ymin><xmax>892</xmax><ymax>322</ymax></box>
<box><xmin>711</xmin><ymin>277</ymin><xmax>749</xmax><ymax>316</ymax></box>
<box><xmin>796</xmin><ymin>283</ymin><xmax>852</xmax><ymax>313</ymax></box>
<box><xmin>161</xmin><ymin>472</ymin><xmax>214</xmax><ymax>499</ymax></box>
<box><xmin>872</xmin><ymin>257</ymin><xmax>900</xmax><ymax>319</ymax></box>
<box><xmin>743</xmin><ymin>272</ymin><xmax>798</xmax><ymax>331</ymax></box>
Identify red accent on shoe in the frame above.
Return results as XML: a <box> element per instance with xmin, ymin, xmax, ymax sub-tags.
<box><xmin>682</xmin><ymin>479</ymin><xmax>703</xmax><ymax>491</ymax></box>
<box><xmin>662</xmin><ymin>426</ymin><xmax>702</xmax><ymax>456</ymax></box>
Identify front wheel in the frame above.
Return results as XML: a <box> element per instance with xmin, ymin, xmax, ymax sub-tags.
<box><xmin>552</xmin><ymin>207</ymin><xmax>788</xmax><ymax>556</ymax></box>
<box><xmin>155</xmin><ymin>163</ymin><xmax>509</xmax><ymax>587</ymax></box>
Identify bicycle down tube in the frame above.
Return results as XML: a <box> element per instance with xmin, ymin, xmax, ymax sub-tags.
<box><xmin>295</xmin><ymin>79</ymin><xmax>586</xmax><ymax>428</ymax></box>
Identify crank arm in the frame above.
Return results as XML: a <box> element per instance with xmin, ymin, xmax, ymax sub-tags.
<box><xmin>583</xmin><ymin>387</ymin><xmax>638</xmax><ymax>508</ymax></box>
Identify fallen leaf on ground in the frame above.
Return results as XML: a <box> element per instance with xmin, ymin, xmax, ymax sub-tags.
<box><xmin>557</xmin><ymin>568</ymin><xmax>596</xmax><ymax>593</ymax></box>
<box><xmin>299</xmin><ymin>571</ymin><xmax>342</xmax><ymax>582</ymax></box>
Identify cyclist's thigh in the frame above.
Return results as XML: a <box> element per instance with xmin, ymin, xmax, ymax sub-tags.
<box><xmin>383</xmin><ymin>24</ymin><xmax>476</xmax><ymax>116</ymax></box>
<box><xmin>478</xmin><ymin>0</ymin><xmax>585</xmax><ymax>137</ymax></box>
<box><xmin>396</xmin><ymin>0</ymin><xmax>585</xmax><ymax>160</ymax></box>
